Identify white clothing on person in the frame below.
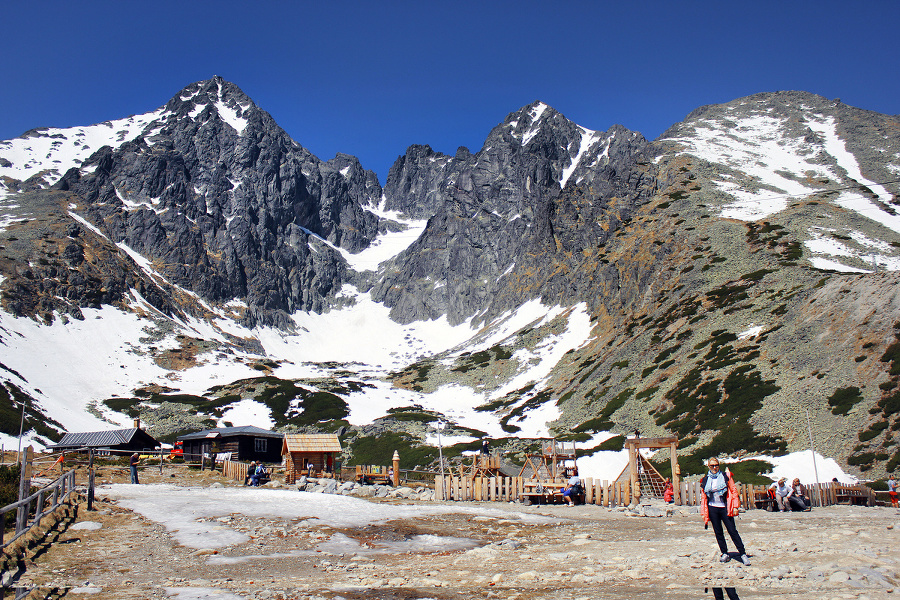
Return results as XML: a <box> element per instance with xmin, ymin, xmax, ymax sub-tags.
<box><xmin>705</xmin><ymin>471</ymin><xmax>727</xmax><ymax>508</ymax></box>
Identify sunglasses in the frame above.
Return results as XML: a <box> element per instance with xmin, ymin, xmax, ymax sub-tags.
<box><xmin>709</xmin><ymin>463</ymin><xmax>720</xmax><ymax>468</ymax></box>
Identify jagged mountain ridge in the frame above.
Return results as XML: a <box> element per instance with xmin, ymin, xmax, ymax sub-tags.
<box><xmin>2</xmin><ymin>76</ymin><xmax>384</xmax><ymax>328</ymax></box>
<box><xmin>1</xmin><ymin>79</ymin><xmax>900</xmax><ymax>477</ymax></box>
<box><xmin>374</xmin><ymin>102</ymin><xmax>657</xmax><ymax>326</ymax></box>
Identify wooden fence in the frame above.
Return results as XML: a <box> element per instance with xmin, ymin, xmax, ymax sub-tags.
<box><xmin>433</xmin><ymin>475</ymin><xmax>879</xmax><ymax>509</ymax></box>
<box><xmin>0</xmin><ymin>469</ymin><xmax>77</xmax><ymax>548</ymax></box>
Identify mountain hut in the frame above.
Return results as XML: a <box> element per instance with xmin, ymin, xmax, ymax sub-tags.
<box><xmin>50</xmin><ymin>423</ymin><xmax>161</xmax><ymax>455</ymax></box>
<box><xmin>177</xmin><ymin>426</ymin><xmax>283</xmax><ymax>463</ymax></box>
<box><xmin>282</xmin><ymin>433</ymin><xmax>342</xmax><ymax>483</ymax></box>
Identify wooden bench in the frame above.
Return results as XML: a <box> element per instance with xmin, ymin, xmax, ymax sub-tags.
<box><xmin>355</xmin><ymin>465</ymin><xmax>393</xmax><ymax>485</ymax></box>
<box><xmin>520</xmin><ymin>482</ymin><xmax>584</xmax><ymax>506</ymax></box>
<box><xmin>835</xmin><ymin>485</ymin><xmax>872</xmax><ymax>506</ymax></box>
<box><xmin>754</xmin><ymin>490</ymin><xmax>776</xmax><ymax>511</ymax></box>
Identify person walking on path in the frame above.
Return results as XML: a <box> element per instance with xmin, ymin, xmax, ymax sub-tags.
<box><xmin>130</xmin><ymin>453</ymin><xmax>140</xmax><ymax>484</ymax></box>
<box><xmin>700</xmin><ymin>458</ymin><xmax>750</xmax><ymax>566</ymax></box>
<box><xmin>889</xmin><ymin>475</ymin><xmax>898</xmax><ymax>508</ymax></box>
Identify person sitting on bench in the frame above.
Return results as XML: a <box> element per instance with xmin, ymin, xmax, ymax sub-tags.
<box><xmin>562</xmin><ymin>469</ymin><xmax>582</xmax><ymax>506</ymax></box>
<box><xmin>769</xmin><ymin>478</ymin><xmax>791</xmax><ymax>512</ymax></box>
<box><xmin>789</xmin><ymin>478</ymin><xmax>811</xmax><ymax>511</ymax></box>
<box><xmin>250</xmin><ymin>463</ymin><xmax>267</xmax><ymax>486</ymax></box>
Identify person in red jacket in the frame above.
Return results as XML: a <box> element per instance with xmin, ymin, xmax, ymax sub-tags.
<box><xmin>663</xmin><ymin>478</ymin><xmax>674</xmax><ymax>504</ymax></box>
<box><xmin>700</xmin><ymin>458</ymin><xmax>750</xmax><ymax>565</ymax></box>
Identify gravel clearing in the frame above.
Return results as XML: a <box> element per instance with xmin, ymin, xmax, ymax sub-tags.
<box><xmin>6</xmin><ymin>467</ymin><xmax>900</xmax><ymax>599</ymax></box>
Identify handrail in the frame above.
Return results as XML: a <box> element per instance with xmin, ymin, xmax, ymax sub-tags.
<box><xmin>0</xmin><ymin>469</ymin><xmax>76</xmax><ymax>548</ymax></box>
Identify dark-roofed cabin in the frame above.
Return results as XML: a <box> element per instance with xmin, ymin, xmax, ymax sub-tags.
<box><xmin>177</xmin><ymin>426</ymin><xmax>283</xmax><ymax>463</ymax></box>
<box><xmin>49</xmin><ymin>427</ymin><xmax>161</xmax><ymax>454</ymax></box>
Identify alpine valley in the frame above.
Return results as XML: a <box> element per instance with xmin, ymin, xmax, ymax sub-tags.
<box><xmin>1</xmin><ymin>77</ymin><xmax>899</xmax><ymax>479</ymax></box>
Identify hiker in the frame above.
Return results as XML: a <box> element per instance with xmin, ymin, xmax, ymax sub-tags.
<box><xmin>700</xmin><ymin>457</ymin><xmax>750</xmax><ymax>565</ymax></box>
<box><xmin>789</xmin><ymin>478</ymin><xmax>811</xmax><ymax>511</ymax></box>
<box><xmin>250</xmin><ymin>463</ymin><xmax>267</xmax><ymax>486</ymax></box>
<box><xmin>130</xmin><ymin>453</ymin><xmax>140</xmax><ymax>484</ymax></box>
<box><xmin>244</xmin><ymin>461</ymin><xmax>256</xmax><ymax>485</ymax></box>
<box><xmin>888</xmin><ymin>475</ymin><xmax>898</xmax><ymax>508</ymax></box>
<box><xmin>769</xmin><ymin>478</ymin><xmax>792</xmax><ymax>512</ymax></box>
<box><xmin>562</xmin><ymin>468</ymin><xmax>582</xmax><ymax>506</ymax></box>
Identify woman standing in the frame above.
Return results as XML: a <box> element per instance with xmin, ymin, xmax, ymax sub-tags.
<box><xmin>700</xmin><ymin>458</ymin><xmax>750</xmax><ymax>565</ymax></box>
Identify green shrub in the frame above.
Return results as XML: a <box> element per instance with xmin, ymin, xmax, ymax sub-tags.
<box><xmin>0</xmin><ymin>464</ymin><xmax>20</xmax><ymax>507</ymax></box>
<box><xmin>827</xmin><ymin>386</ymin><xmax>864</xmax><ymax>416</ymax></box>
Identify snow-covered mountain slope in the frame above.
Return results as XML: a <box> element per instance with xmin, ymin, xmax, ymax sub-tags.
<box><xmin>3</xmin><ymin>81</ymin><xmax>900</xmax><ymax>481</ymax></box>
<box><xmin>0</xmin><ymin>110</ymin><xmax>167</xmax><ymax>188</ymax></box>
<box><xmin>0</xmin><ymin>78</ymin><xmax>257</xmax><ymax>190</ymax></box>
<box><xmin>658</xmin><ymin>91</ymin><xmax>900</xmax><ymax>273</ymax></box>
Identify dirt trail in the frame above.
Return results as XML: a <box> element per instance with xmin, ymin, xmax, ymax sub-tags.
<box><xmin>5</xmin><ymin>466</ymin><xmax>900</xmax><ymax>599</ymax></box>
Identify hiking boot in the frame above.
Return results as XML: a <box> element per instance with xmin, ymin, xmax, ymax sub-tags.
<box><xmin>719</xmin><ymin>553</ymin><xmax>731</xmax><ymax>563</ymax></box>
<box><xmin>740</xmin><ymin>554</ymin><xmax>751</xmax><ymax>566</ymax></box>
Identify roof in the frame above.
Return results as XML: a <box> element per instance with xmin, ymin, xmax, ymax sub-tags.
<box><xmin>50</xmin><ymin>428</ymin><xmax>160</xmax><ymax>449</ymax></box>
<box><xmin>282</xmin><ymin>434</ymin><xmax>342</xmax><ymax>453</ymax></box>
<box><xmin>177</xmin><ymin>426</ymin><xmax>284</xmax><ymax>441</ymax></box>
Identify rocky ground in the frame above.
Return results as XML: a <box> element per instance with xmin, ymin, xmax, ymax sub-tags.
<box><xmin>4</xmin><ymin>466</ymin><xmax>899</xmax><ymax>599</ymax></box>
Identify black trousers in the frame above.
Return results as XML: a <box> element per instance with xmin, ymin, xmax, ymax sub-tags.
<box><xmin>708</xmin><ymin>505</ymin><xmax>745</xmax><ymax>555</ymax></box>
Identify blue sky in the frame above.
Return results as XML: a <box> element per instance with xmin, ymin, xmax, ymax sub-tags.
<box><xmin>3</xmin><ymin>1</ymin><xmax>898</xmax><ymax>181</ymax></box>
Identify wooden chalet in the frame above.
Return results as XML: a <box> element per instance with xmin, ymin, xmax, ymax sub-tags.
<box><xmin>177</xmin><ymin>426</ymin><xmax>283</xmax><ymax>463</ymax></box>
<box><xmin>49</xmin><ymin>426</ymin><xmax>160</xmax><ymax>454</ymax></box>
<box><xmin>282</xmin><ymin>433</ymin><xmax>342</xmax><ymax>483</ymax></box>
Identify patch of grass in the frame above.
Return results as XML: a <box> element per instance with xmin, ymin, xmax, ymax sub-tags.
<box><xmin>594</xmin><ymin>435</ymin><xmax>625</xmax><ymax>451</ymax></box>
<box><xmin>827</xmin><ymin>386</ymin><xmax>864</xmax><ymax>416</ymax></box>
<box><xmin>882</xmin><ymin>341</ymin><xmax>900</xmax><ymax>376</ymax></box>
<box><xmin>451</xmin><ymin>345</ymin><xmax>513</xmax><ymax>373</ymax></box>
<box><xmin>859</xmin><ymin>420</ymin><xmax>889</xmax><ymax>442</ymax></box>
<box><xmin>0</xmin><ymin>383</ymin><xmax>63</xmax><ymax>441</ymax></box>
<box><xmin>0</xmin><ymin>464</ymin><xmax>21</xmax><ymax>507</ymax></box>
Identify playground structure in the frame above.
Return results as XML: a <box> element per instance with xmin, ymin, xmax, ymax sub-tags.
<box><xmin>622</xmin><ymin>435</ymin><xmax>680</xmax><ymax>504</ymax></box>
<box><xmin>517</xmin><ymin>438</ymin><xmax>577</xmax><ymax>481</ymax></box>
<box><xmin>458</xmin><ymin>452</ymin><xmax>504</xmax><ymax>479</ymax></box>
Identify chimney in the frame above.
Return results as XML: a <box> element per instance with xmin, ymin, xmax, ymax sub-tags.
<box><xmin>134</xmin><ymin>418</ymin><xmax>141</xmax><ymax>430</ymax></box>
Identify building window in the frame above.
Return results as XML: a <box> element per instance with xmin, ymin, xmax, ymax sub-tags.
<box><xmin>255</xmin><ymin>438</ymin><xmax>267</xmax><ymax>453</ymax></box>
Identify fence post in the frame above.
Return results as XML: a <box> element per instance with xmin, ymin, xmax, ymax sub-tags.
<box><xmin>15</xmin><ymin>446</ymin><xmax>33</xmax><ymax>534</ymax></box>
<box><xmin>88</xmin><ymin>449</ymin><xmax>95</xmax><ymax>511</ymax></box>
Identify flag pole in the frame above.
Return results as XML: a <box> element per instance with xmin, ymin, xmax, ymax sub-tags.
<box><xmin>806</xmin><ymin>408</ymin><xmax>822</xmax><ymax>507</ymax></box>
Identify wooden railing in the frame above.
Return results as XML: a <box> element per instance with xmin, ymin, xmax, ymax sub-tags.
<box><xmin>0</xmin><ymin>469</ymin><xmax>76</xmax><ymax>548</ymax></box>
<box><xmin>433</xmin><ymin>475</ymin><xmax>879</xmax><ymax>508</ymax></box>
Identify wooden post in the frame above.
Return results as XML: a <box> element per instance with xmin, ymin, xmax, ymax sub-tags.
<box><xmin>628</xmin><ymin>447</ymin><xmax>638</xmax><ymax>505</ymax></box>
<box><xmin>670</xmin><ymin>441</ymin><xmax>681</xmax><ymax>505</ymax></box>
<box><xmin>392</xmin><ymin>451</ymin><xmax>400</xmax><ymax>487</ymax></box>
<box><xmin>585</xmin><ymin>477</ymin><xmax>594</xmax><ymax>505</ymax></box>
<box><xmin>16</xmin><ymin>446</ymin><xmax>33</xmax><ymax>534</ymax></box>
<box><xmin>88</xmin><ymin>449</ymin><xmax>95</xmax><ymax>511</ymax></box>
